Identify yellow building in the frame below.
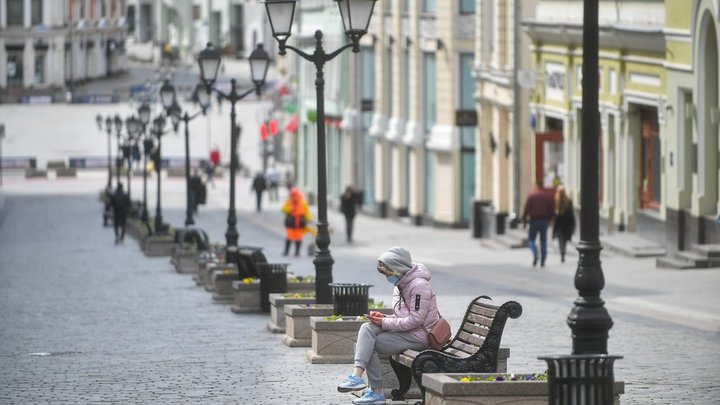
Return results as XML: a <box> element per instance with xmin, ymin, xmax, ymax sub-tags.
<box><xmin>524</xmin><ymin>0</ymin><xmax>668</xmax><ymax>240</ymax></box>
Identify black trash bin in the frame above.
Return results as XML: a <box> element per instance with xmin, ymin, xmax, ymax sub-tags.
<box><xmin>329</xmin><ymin>283</ymin><xmax>372</xmax><ymax>316</ymax></box>
<box><xmin>539</xmin><ymin>354</ymin><xmax>622</xmax><ymax>405</ymax></box>
<box><xmin>259</xmin><ymin>263</ymin><xmax>289</xmax><ymax>312</ymax></box>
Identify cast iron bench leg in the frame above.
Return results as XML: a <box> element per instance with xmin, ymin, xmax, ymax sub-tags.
<box><xmin>389</xmin><ymin>357</ymin><xmax>412</xmax><ymax>401</ymax></box>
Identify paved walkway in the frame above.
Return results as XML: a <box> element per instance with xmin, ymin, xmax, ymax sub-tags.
<box><xmin>1</xmin><ymin>174</ymin><xmax>719</xmax><ymax>404</ymax></box>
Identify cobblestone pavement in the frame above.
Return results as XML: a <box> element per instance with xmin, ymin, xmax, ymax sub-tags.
<box><xmin>1</xmin><ymin>176</ymin><xmax>719</xmax><ymax>404</ymax></box>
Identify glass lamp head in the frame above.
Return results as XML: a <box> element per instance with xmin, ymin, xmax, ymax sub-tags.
<box><xmin>249</xmin><ymin>44</ymin><xmax>271</xmax><ymax>89</ymax></box>
<box><xmin>197</xmin><ymin>42</ymin><xmax>222</xmax><ymax>89</ymax></box>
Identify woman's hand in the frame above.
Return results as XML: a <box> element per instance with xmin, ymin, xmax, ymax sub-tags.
<box><xmin>368</xmin><ymin>311</ymin><xmax>385</xmax><ymax>326</ymax></box>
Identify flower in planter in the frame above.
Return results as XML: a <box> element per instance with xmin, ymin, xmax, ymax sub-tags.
<box><xmin>323</xmin><ymin>315</ymin><xmax>368</xmax><ymax>321</ymax></box>
<box><xmin>283</xmin><ymin>293</ymin><xmax>315</xmax><ymax>298</ymax></box>
<box><xmin>367</xmin><ymin>301</ymin><xmax>385</xmax><ymax>309</ymax></box>
<box><xmin>241</xmin><ymin>277</ymin><xmax>258</xmax><ymax>284</ymax></box>
<box><xmin>288</xmin><ymin>275</ymin><xmax>315</xmax><ymax>283</ymax></box>
<box><xmin>458</xmin><ymin>371</ymin><xmax>548</xmax><ymax>383</ymax></box>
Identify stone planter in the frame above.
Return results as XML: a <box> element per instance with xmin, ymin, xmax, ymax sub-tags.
<box><xmin>207</xmin><ymin>265</ymin><xmax>238</xmax><ymax>302</ymax></box>
<box><xmin>282</xmin><ymin>304</ymin><xmax>334</xmax><ymax>347</ymax></box>
<box><xmin>268</xmin><ymin>293</ymin><xmax>316</xmax><ymax>333</ymax></box>
<box><xmin>197</xmin><ymin>260</ymin><xmax>223</xmax><ymax>287</ymax></box>
<box><xmin>378</xmin><ymin>349</ymin><xmax>511</xmax><ymax>401</ymax></box>
<box><xmin>422</xmin><ymin>373</ymin><xmax>624</xmax><ymax>405</ymax></box>
<box><xmin>307</xmin><ymin>316</ymin><xmax>367</xmax><ymax>364</ymax></box>
<box><xmin>144</xmin><ymin>235</ymin><xmax>175</xmax><ymax>257</ymax></box>
<box><xmin>307</xmin><ymin>308</ymin><xmax>393</xmax><ymax>364</ymax></box>
<box><xmin>230</xmin><ymin>278</ymin><xmax>315</xmax><ymax>314</ymax></box>
<box><xmin>171</xmin><ymin>246</ymin><xmax>198</xmax><ymax>274</ymax></box>
<box><xmin>231</xmin><ymin>280</ymin><xmax>262</xmax><ymax>313</ymax></box>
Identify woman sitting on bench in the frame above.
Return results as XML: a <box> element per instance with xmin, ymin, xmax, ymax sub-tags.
<box><xmin>337</xmin><ymin>247</ymin><xmax>441</xmax><ymax>405</ymax></box>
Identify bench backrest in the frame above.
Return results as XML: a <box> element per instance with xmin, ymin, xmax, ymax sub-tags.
<box><xmin>443</xmin><ymin>295</ymin><xmax>522</xmax><ymax>359</ymax></box>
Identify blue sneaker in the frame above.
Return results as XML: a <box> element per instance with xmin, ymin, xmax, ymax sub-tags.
<box><xmin>352</xmin><ymin>389</ymin><xmax>386</xmax><ymax>404</ymax></box>
<box><xmin>337</xmin><ymin>375</ymin><xmax>367</xmax><ymax>393</ymax></box>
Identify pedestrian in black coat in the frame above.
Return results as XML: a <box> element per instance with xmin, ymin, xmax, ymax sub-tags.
<box><xmin>111</xmin><ymin>183</ymin><xmax>131</xmax><ymax>244</ymax></box>
<box><xmin>340</xmin><ymin>186</ymin><xmax>360</xmax><ymax>243</ymax></box>
<box><xmin>552</xmin><ymin>185</ymin><xmax>575</xmax><ymax>262</ymax></box>
<box><xmin>251</xmin><ymin>172</ymin><xmax>267</xmax><ymax>212</ymax></box>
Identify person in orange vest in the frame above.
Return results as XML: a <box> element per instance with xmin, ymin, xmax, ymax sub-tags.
<box><xmin>281</xmin><ymin>187</ymin><xmax>311</xmax><ymax>256</ymax></box>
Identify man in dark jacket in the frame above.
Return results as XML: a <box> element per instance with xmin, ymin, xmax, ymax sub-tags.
<box><xmin>521</xmin><ymin>181</ymin><xmax>555</xmax><ymax>267</ymax></box>
<box><xmin>251</xmin><ymin>172</ymin><xmax>267</xmax><ymax>212</ymax></box>
<box><xmin>111</xmin><ymin>183</ymin><xmax>131</xmax><ymax>244</ymax></box>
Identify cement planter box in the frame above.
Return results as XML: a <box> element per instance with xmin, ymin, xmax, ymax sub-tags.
<box><xmin>378</xmin><ymin>349</ymin><xmax>511</xmax><ymax>401</ymax></box>
<box><xmin>268</xmin><ymin>293</ymin><xmax>316</xmax><ymax>333</ymax></box>
<box><xmin>282</xmin><ymin>304</ymin><xmax>334</xmax><ymax>347</ymax></box>
<box><xmin>196</xmin><ymin>260</ymin><xmax>224</xmax><ymax>287</ymax></box>
<box><xmin>230</xmin><ymin>277</ymin><xmax>315</xmax><ymax>314</ymax></box>
<box><xmin>144</xmin><ymin>235</ymin><xmax>175</xmax><ymax>257</ymax></box>
<box><xmin>171</xmin><ymin>247</ymin><xmax>198</xmax><ymax>274</ymax></box>
<box><xmin>307</xmin><ymin>308</ymin><xmax>393</xmax><ymax>364</ymax></box>
<box><xmin>231</xmin><ymin>280</ymin><xmax>262</xmax><ymax>313</ymax></box>
<box><xmin>307</xmin><ymin>316</ymin><xmax>367</xmax><ymax>364</ymax></box>
<box><xmin>422</xmin><ymin>373</ymin><xmax>624</xmax><ymax>405</ymax></box>
<box><xmin>207</xmin><ymin>265</ymin><xmax>238</xmax><ymax>302</ymax></box>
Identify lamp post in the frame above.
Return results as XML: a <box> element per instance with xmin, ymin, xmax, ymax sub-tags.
<box><xmin>97</xmin><ymin>114</ymin><xmax>112</xmax><ymax>190</ymax></box>
<box><xmin>197</xmin><ymin>42</ymin><xmax>271</xmax><ymax>248</ymax></box>
<box><xmin>112</xmin><ymin>114</ymin><xmax>123</xmax><ymax>185</ymax></box>
<box><xmin>150</xmin><ymin>114</ymin><xmax>170</xmax><ymax>234</ymax></box>
<box><xmin>264</xmin><ymin>0</ymin><xmax>377</xmax><ymax>304</ymax></box>
<box><xmin>539</xmin><ymin>1</ymin><xmax>620</xmax><ymax>403</ymax></box>
<box><xmin>167</xmin><ymin>84</ymin><xmax>211</xmax><ymax>226</ymax></box>
<box><xmin>138</xmin><ymin>103</ymin><xmax>152</xmax><ymax>224</ymax></box>
<box><xmin>124</xmin><ymin>116</ymin><xmax>140</xmax><ymax>201</ymax></box>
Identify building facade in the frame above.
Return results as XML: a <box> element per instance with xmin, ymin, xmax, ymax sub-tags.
<box><xmin>0</xmin><ymin>0</ymin><xmax>129</xmax><ymax>96</ymax></box>
<box><xmin>473</xmin><ymin>0</ymin><xmax>536</xmax><ymax>236</ymax></box>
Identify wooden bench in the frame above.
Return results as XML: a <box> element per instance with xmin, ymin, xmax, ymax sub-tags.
<box><xmin>389</xmin><ymin>295</ymin><xmax>522</xmax><ymax>402</ymax></box>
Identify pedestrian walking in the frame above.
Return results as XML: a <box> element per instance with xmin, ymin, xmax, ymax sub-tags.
<box><xmin>340</xmin><ymin>185</ymin><xmax>360</xmax><ymax>243</ymax></box>
<box><xmin>337</xmin><ymin>247</ymin><xmax>442</xmax><ymax>405</ymax></box>
<box><xmin>281</xmin><ymin>187</ymin><xmax>310</xmax><ymax>256</ymax></box>
<box><xmin>265</xmin><ymin>165</ymin><xmax>280</xmax><ymax>201</ymax></box>
<box><xmin>111</xmin><ymin>183</ymin><xmax>131</xmax><ymax>244</ymax></box>
<box><xmin>251</xmin><ymin>172</ymin><xmax>267</xmax><ymax>212</ymax></box>
<box><xmin>521</xmin><ymin>180</ymin><xmax>555</xmax><ymax>267</ymax></box>
<box><xmin>552</xmin><ymin>185</ymin><xmax>575</xmax><ymax>263</ymax></box>
<box><xmin>102</xmin><ymin>186</ymin><xmax>113</xmax><ymax>227</ymax></box>
<box><xmin>207</xmin><ymin>145</ymin><xmax>220</xmax><ymax>187</ymax></box>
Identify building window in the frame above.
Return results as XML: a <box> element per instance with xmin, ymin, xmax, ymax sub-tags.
<box><xmin>481</xmin><ymin>0</ymin><xmax>494</xmax><ymax>63</ymax></box>
<box><xmin>385</xmin><ymin>0</ymin><xmax>392</xmax><ymax>13</ymax></box>
<box><xmin>34</xmin><ymin>53</ymin><xmax>46</xmax><ymax>84</ymax></box>
<box><xmin>424</xmin><ymin>149</ymin><xmax>435</xmax><ymax>215</ymax></box>
<box><xmin>422</xmin><ymin>0</ymin><xmax>436</xmax><ymax>13</ymax></box>
<box><xmin>460</xmin><ymin>53</ymin><xmax>475</xmax><ymax>109</ymax></box>
<box><xmin>402</xmin><ymin>49</ymin><xmax>410</xmax><ymax>120</ymax></box>
<box><xmin>362</xmin><ymin>47</ymin><xmax>375</xmax><ymax>100</ymax></box>
<box><xmin>402</xmin><ymin>0</ymin><xmax>410</xmax><ymax>13</ymax></box>
<box><xmin>422</xmin><ymin>52</ymin><xmax>436</xmax><ymax>132</ymax></box>
<box><xmin>193</xmin><ymin>5</ymin><xmax>201</xmax><ymax>20</ymax></box>
<box><xmin>385</xmin><ymin>47</ymin><xmax>393</xmax><ymax>116</ymax></box>
<box><xmin>7</xmin><ymin>0</ymin><xmax>24</xmax><ymax>26</ymax></box>
<box><xmin>460</xmin><ymin>0</ymin><xmax>475</xmax><ymax>14</ymax></box>
<box><xmin>31</xmin><ymin>0</ymin><xmax>43</xmax><ymax>25</ymax></box>
<box><xmin>6</xmin><ymin>52</ymin><xmax>24</xmax><ymax>87</ymax></box>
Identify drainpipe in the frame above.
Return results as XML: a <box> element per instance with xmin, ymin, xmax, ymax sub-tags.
<box><xmin>510</xmin><ymin>0</ymin><xmax>521</xmax><ymax>228</ymax></box>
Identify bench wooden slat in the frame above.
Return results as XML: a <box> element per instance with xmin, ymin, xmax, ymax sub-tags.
<box><xmin>470</xmin><ymin>304</ymin><xmax>498</xmax><ymax>317</ymax></box>
<box><xmin>466</xmin><ymin>312</ymin><xmax>494</xmax><ymax>328</ymax></box>
<box><xmin>461</xmin><ymin>322</ymin><xmax>490</xmax><ymax>336</ymax></box>
<box><xmin>474</xmin><ymin>298</ymin><xmax>500</xmax><ymax>308</ymax></box>
<box><xmin>449</xmin><ymin>340</ymin><xmax>479</xmax><ymax>355</ymax></box>
<box><xmin>458</xmin><ymin>330</ymin><xmax>486</xmax><ymax>347</ymax></box>
<box><xmin>442</xmin><ymin>347</ymin><xmax>472</xmax><ymax>358</ymax></box>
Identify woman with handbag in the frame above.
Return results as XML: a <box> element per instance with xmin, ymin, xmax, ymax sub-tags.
<box><xmin>337</xmin><ymin>247</ymin><xmax>449</xmax><ymax>405</ymax></box>
<box><xmin>281</xmin><ymin>187</ymin><xmax>311</xmax><ymax>256</ymax></box>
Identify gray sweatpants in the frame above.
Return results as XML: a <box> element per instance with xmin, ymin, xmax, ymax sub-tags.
<box><xmin>354</xmin><ymin>323</ymin><xmax>426</xmax><ymax>389</ymax></box>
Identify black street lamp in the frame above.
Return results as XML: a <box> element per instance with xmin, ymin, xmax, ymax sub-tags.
<box><xmin>197</xmin><ymin>42</ymin><xmax>271</xmax><ymax>248</ymax></box>
<box><xmin>539</xmin><ymin>2</ymin><xmax>620</xmax><ymax>403</ymax></box>
<box><xmin>264</xmin><ymin>0</ymin><xmax>376</xmax><ymax>304</ymax></box>
<box><xmin>150</xmin><ymin>114</ymin><xmax>170</xmax><ymax>234</ymax></box>
<box><xmin>167</xmin><ymin>84</ymin><xmax>211</xmax><ymax>226</ymax></box>
<box><xmin>112</xmin><ymin>114</ymin><xmax>123</xmax><ymax>185</ymax></box>
<box><xmin>138</xmin><ymin>103</ymin><xmax>152</xmax><ymax>224</ymax></box>
<box><xmin>97</xmin><ymin>114</ymin><xmax>112</xmax><ymax>190</ymax></box>
<box><xmin>124</xmin><ymin>116</ymin><xmax>140</xmax><ymax>201</ymax></box>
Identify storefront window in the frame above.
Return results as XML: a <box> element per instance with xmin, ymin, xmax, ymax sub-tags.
<box><xmin>6</xmin><ymin>53</ymin><xmax>24</xmax><ymax>87</ymax></box>
<box><xmin>34</xmin><ymin>53</ymin><xmax>46</xmax><ymax>84</ymax></box>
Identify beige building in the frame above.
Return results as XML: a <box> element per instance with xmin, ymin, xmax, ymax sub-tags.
<box><xmin>0</xmin><ymin>0</ymin><xmax>129</xmax><ymax>98</ymax></box>
<box><xmin>473</xmin><ymin>0</ymin><xmax>536</xmax><ymax>236</ymax></box>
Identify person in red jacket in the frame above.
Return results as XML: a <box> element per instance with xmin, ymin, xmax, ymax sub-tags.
<box><xmin>521</xmin><ymin>181</ymin><xmax>555</xmax><ymax>267</ymax></box>
<box><xmin>207</xmin><ymin>145</ymin><xmax>220</xmax><ymax>186</ymax></box>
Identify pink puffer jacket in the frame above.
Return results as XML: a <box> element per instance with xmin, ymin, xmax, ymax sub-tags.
<box><xmin>381</xmin><ymin>263</ymin><xmax>439</xmax><ymax>348</ymax></box>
